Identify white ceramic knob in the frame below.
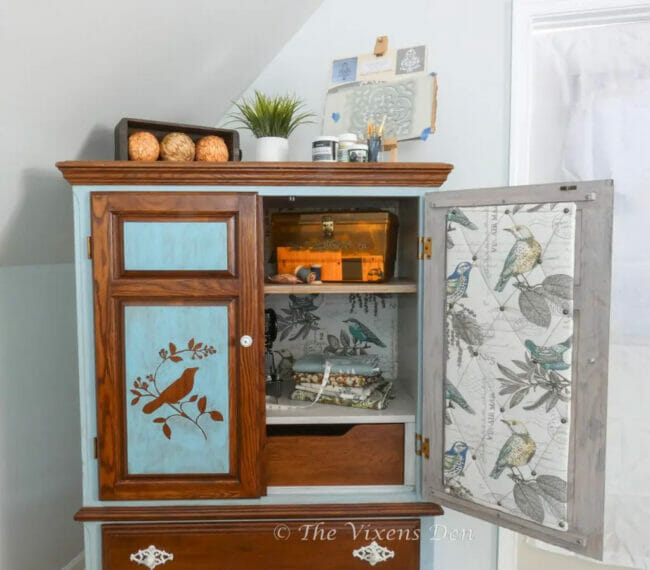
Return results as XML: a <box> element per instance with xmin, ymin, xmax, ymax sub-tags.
<box><xmin>240</xmin><ymin>335</ymin><xmax>253</xmax><ymax>347</ymax></box>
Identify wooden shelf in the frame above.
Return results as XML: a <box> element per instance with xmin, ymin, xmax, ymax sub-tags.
<box><xmin>266</xmin><ymin>384</ymin><xmax>416</xmax><ymax>425</ymax></box>
<box><xmin>264</xmin><ymin>279</ymin><xmax>417</xmax><ymax>295</ymax></box>
<box><xmin>56</xmin><ymin>161</ymin><xmax>453</xmax><ymax>187</ymax></box>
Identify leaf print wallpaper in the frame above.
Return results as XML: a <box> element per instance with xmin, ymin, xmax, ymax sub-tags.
<box><xmin>443</xmin><ymin>202</ymin><xmax>576</xmax><ymax>530</ymax></box>
<box><xmin>265</xmin><ymin>293</ymin><xmax>399</xmax><ymax>382</ymax></box>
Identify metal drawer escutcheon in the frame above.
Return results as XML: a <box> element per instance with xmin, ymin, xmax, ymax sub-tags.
<box><xmin>352</xmin><ymin>541</ymin><xmax>395</xmax><ymax>566</ymax></box>
<box><xmin>130</xmin><ymin>545</ymin><xmax>174</xmax><ymax>569</ymax></box>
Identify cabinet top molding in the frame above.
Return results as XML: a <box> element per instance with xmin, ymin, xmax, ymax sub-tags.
<box><xmin>56</xmin><ymin>161</ymin><xmax>454</xmax><ymax>187</ymax></box>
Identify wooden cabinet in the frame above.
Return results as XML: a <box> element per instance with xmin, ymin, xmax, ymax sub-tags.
<box><xmin>58</xmin><ymin>162</ymin><xmax>613</xmax><ymax>568</ymax></box>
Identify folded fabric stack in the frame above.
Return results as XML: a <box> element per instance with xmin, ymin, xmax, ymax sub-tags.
<box><xmin>290</xmin><ymin>354</ymin><xmax>393</xmax><ymax>410</ymax></box>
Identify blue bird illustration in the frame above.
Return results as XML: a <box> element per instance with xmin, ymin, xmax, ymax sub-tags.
<box><xmin>343</xmin><ymin>318</ymin><xmax>386</xmax><ymax>348</ymax></box>
<box><xmin>444</xmin><ymin>441</ymin><xmax>469</xmax><ymax>480</ymax></box>
<box><xmin>446</xmin><ymin>381</ymin><xmax>475</xmax><ymax>414</ymax></box>
<box><xmin>447</xmin><ymin>261</ymin><xmax>473</xmax><ymax>304</ymax></box>
<box><xmin>445</xmin><ymin>381</ymin><xmax>475</xmax><ymax>425</ymax></box>
<box><xmin>524</xmin><ymin>337</ymin><xmax>571</xmax><ymax>370</ymax></box>
<box><xmin>494</xmin><ymin>226</ymin><xmax>542</xmax><ymax>293</ymax></box>
<box><xmin>490</xmin><ymin>420</ymin><xmax>536</xmax><ymax>479</ymax></box>
<box><xmin>448</xmin><ymin>209</ymin><xmax>478</xmax><ymax>230</ymax></box>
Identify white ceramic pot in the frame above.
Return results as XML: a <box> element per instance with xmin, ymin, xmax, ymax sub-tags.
<box><xmin>256</xmin><ymin>137</ymin><xmax>289</xmax><ymax>162</ymax></box>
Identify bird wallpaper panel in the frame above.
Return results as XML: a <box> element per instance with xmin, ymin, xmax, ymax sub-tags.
<box><xmin>124</xmin><ymin>305</ymin><xmax>230</xmax><ymax>475</ymax></box>
<box><xmin>265</xmin><ymin>293</ymin><xmax>398</xmax><ymax>382</ymax></box>
<box><xmin>443</xmin><ymin>202</ymin><xmax>576</xmax><ymax>530</ymax></box>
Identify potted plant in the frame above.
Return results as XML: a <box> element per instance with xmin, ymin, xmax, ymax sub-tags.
<box><xmin>228</xmin><ymin>91</ymin><xmax>315</xmax><ymax>161</ymax></box>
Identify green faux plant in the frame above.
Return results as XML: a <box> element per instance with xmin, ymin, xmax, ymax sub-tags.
<box><xmin>228</xmin><ymin>91</ymin><xmax>316</xmax><ymax>139</ymax></box>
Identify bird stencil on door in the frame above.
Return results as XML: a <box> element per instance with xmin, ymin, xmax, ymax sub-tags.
<box><xmin>130</xmin><ymin>338</ymin><xmax>224</xmax><ymax>440</ymax></box>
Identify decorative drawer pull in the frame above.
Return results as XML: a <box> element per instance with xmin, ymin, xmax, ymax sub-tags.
<box><xmin>352</xmin><ymin>541</ymin><xmax>395</xmax><ymax>566</ymax></box>
<box><xmin>130</xmin><ymin>545</ymin><xmax>174</xmax><ymax>569</ymax></box>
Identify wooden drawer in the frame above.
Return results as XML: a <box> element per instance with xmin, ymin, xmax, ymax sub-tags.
<box><xmin>264</xmin><ymin>423</ymin><xmax>404</xmax><ymax>486</ymax></box>
<box><xmin>103</xmin><ymin>519</ymin><xmax>420</xmax><ymax>569</ymax></box>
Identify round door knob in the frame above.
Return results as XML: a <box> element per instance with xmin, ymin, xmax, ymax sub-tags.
<box><xmin>240</xmin><ymin>335</ymin><xmax>253</xmax><ymax>348</ymax></box>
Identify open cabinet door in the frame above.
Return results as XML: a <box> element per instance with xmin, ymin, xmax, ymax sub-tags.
<box><xmin>422</xmin><ymin>181</ymin><xmax>613</xmax><ymax>558</ymax></box>
<box><xmin>90</xmin><ymin>192</ymin><xmax>264</xmax><ymax>500</ymax></box>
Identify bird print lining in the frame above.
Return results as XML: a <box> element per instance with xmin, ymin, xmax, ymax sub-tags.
<box><xmin>443</xmin><ymin>202</ymin><xmax>575</xmax><ymax>530</ymax></box>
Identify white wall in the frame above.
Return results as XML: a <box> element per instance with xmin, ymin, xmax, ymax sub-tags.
<box><xmin>0</xmin><ymin>264</ymin><xmax>80</xmax><ymax>569</ymax></box>
<box><xmin>0</xmin><ymin>0</ymin><xmax>321</xmax><ymax>266</ymax></box>
<box><xmin>225</xmin><ymin>1</ymin><xmax>513</xmax><ymax>568</ymax></box>
<box><xmin>220</xmin><ymin>0</ymin><xmax>512</xmax><ymax>192</ymax></box>
<box><xmin>0</xmin><ymin>2</ymin><xmax>321</xmax><ymax>567</ymax></box>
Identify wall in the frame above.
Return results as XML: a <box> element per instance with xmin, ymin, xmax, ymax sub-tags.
<box><xmin>224</xmin><ymin>1</ymin><xmax>513</xmax><ymax>568</ymax></box>
<box><xmin>220</xmin><ymin>0</ymin><xmax>512</xmax><ymax>192</ymax></box>
<box><xmin>0</xmin><ymin>1</ymin><xmax>321</xmax><ymax>567</ymax></box>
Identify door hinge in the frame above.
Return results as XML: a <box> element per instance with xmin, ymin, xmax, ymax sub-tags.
<box><xmin>93</xmin><ymin>437</ymin><xmax>98</xmax><ymax>459</ymax></box>
<box><xmin>417</xmin><ymin>237</ymin><xmax>432</xmax><ymax>260</ymax></box>
<box><xmin>415</xmin><ymin>433</ymin><xmax>430</xmax><ymax>459</ymax></box>
<box><xmin>86</xmin><ymin>236</ymin><xmax>93</xmax><ymax>259</ymax></box>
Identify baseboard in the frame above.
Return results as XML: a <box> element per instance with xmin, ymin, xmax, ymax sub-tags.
<box><xmin>61</xmin><ymin>551</ymin><xmax>84</xmax><ymax>570</ymax></box>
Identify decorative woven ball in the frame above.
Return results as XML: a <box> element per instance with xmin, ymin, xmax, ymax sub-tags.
<box><xmin>195</xmin><ymin>135</ymin><xmax>229</xmax><ymax>162</ymax></box>
<box><xmin>128</xmin><ymin>131</ymin><xmax>160</xmax><ymax>161</ymax></box>
<box><xmin>160</xmin><ymin>132</ymin><xmax>196</xmax><ymax>161</ymax></box>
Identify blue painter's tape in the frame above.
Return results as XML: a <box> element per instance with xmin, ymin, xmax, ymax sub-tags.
<box><xmin>420</xmin><ymin>127</ymin><xmax>432</xmax><ymax>141</ymax></box>
<box><xmin>332</xmin><ymin>112</ymin><xmax>341</xmax><ymax>122</ymax></box>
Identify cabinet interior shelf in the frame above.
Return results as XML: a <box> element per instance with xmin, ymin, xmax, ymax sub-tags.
<box><xmin>264</xmin><ymin>279</ymin><xmax>417</xmax><ymax>295</ymax></box>
<box><xmin>266</xmin><ymin>384</ymin><xmax>416</xmax><ymax>425</ymax></box>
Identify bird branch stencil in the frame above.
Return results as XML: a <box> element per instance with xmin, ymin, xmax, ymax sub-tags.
<box><xmin>130</xmin><ymin>338</ymin><xmax>224</xmax><ymax>440</ymax></box>
<box><xmin>496</xmin><ymin>341</ymin><xmax>571</xmax><ymax>412</ymax></box>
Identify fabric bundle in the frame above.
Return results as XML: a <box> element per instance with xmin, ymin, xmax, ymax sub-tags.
<box><xmin>290</xmin><ymin>355</ymin><xmax>393</xmax><ymax>410</ymax></box>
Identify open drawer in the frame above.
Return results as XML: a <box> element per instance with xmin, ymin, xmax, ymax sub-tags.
<box><xmin>264</xmin><ymin>423</ymin><xmax>405</xmax><ymax>486</ymax></box>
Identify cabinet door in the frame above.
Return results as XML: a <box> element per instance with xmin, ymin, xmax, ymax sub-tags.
<box><xmin>422</xmin><ymin>181</ymin><xmax>613</xmax><ymax>558</ymax></box>
<box><xmin>90</xmin><ymin>192</ymin><xmax>264</xmax><ymax>500</ymax></box>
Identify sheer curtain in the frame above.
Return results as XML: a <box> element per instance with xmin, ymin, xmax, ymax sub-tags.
<box><xmin>526</xmin><ymin>20</ymin><xmax>650</xmax><ymax>570</ymax></box>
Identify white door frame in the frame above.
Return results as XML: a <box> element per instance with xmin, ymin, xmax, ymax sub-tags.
<box><xmin>509</xmin><ymin>0</ymin><xmax>650</xmax><ymax>186</ymax></box>
<box><xmin>502</xmin><ymin>1</ymin><xmax>650</xmax><ymax>568</ymax></box>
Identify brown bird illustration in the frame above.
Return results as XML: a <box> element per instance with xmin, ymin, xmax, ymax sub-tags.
<box><xmin>142</xmin><ymin>367</ymin><xmax>198</xmax><ymax>414</ymax></box>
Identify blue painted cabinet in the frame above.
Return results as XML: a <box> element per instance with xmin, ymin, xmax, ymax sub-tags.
<box><xmin>58</xmin><ymin>163</ymin><xmax>612</xmax><ymax>568</ymax></box>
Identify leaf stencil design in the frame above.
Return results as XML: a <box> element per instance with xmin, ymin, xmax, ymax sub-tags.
<box><xmin>536</xmin><ymin>474</ymin><xmax>567</xmax><ymax>502</ymax></box>
<box><xmin>518</xmin><ymin>289</ymin><xmax>552</xmax><ymax>328</ymax></box>
<box><xmin>130</xmin><ymin>338</ymin><xmax>224</xmax><ymax>440</ymax></box>
<box><xmin>514</xmin><ymin>482</ymin><xmax>545</xmax><ymax>524</ymax></box>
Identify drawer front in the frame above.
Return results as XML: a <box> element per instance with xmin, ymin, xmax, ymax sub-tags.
<box><xmin>264</xmin><ymin>423</ymin><xmax>404</xmax><ymax>486</ymax></box>
<box><xmin>103</xmin><ymin>519</ymin><xmax>420</xmax><ymax>569</ymax></box>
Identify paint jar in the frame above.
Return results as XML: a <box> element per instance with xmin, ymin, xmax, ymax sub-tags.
<box><xmin>312</xmin><ymin>136</ymin><xmax>339</xmax><ymax>162</ymax></box>
<box><xmin>337</xmin><ymin>133</ymin><xmax>359</xmax><ymax>162</ymax></box>
<box><xmin>348</xmin><ymin>143</ymin><xmax>369</xmax><ymax>163</ymax></box>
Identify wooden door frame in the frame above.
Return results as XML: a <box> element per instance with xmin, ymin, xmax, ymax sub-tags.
<box><xmin>90</xmin><ymin>192</ymin><xmax>265</xmax><ymax>500</ymax></box>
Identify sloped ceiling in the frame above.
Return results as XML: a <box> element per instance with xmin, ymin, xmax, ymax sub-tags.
<box><xmin>0</xmin><ymin>0</ymin><xmax>321</xmax><ymax>266</ymax></box>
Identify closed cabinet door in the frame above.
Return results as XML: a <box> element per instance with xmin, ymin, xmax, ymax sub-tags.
<box><xmin>90</xmin><ymin>192</ymin><xmax>264</xmax><ymax>500</ymax></box>
<box><xmin>422</xmin><ymin>181</ymin><xmax>613</xmax><ymax>559</ymax></box>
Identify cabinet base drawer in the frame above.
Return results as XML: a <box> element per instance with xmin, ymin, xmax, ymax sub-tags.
<box><xmin>103</xmin><ymin>519</ymin><xmax>420</xmax><ymax>569</ymax></box>
<box><xmin>264</xmin><ymin>423</ymin><xmax>405</xmax><ymax>486</ymax></box>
